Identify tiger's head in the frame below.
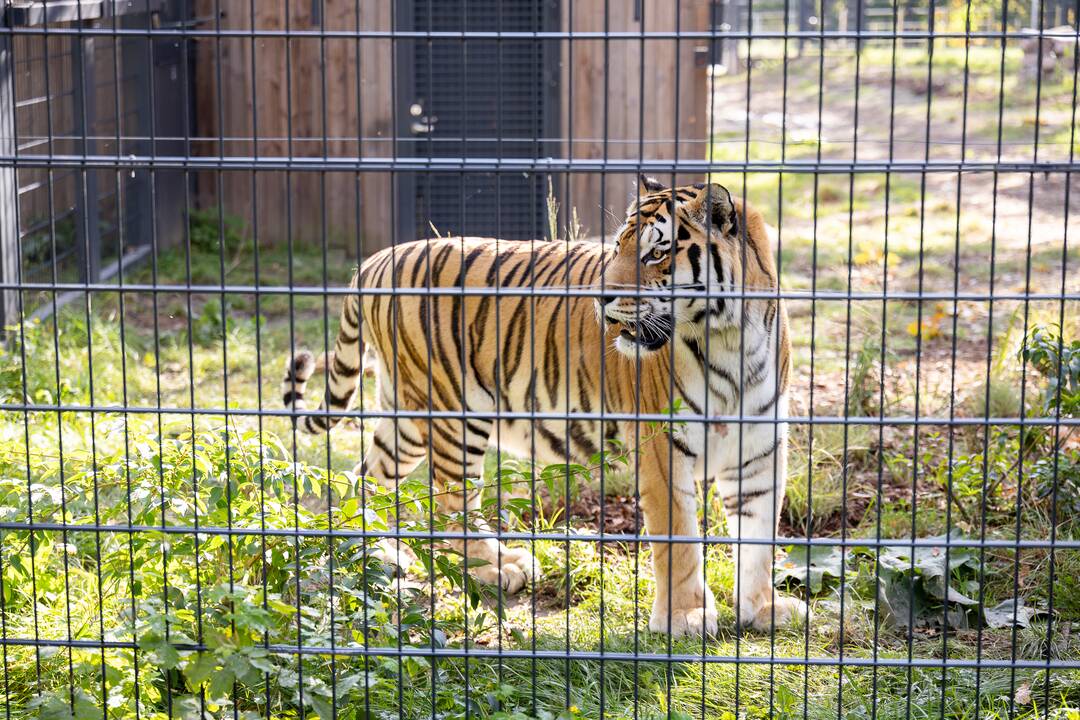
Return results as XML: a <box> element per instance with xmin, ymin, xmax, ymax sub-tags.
<box><xmin>598</xmin><ymin>176</ymin><xmax>776</xmax><ymax>358</ymax></box>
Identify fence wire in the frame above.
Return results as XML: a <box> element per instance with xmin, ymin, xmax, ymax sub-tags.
<box><xmin>0</xmin><ymin>1</ymin><xmax>1078</xmax><ymax>719</ymax></box>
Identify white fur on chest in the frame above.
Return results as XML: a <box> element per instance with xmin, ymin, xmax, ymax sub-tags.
<box><xmin>672</xmin><ymin>329</ymin><xmax>785</xmax><ymax>481</ymax></box>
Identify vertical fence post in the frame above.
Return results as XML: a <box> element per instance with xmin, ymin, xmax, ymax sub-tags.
<box><xmin>72</xmin><ymin>26</ymin><xmax>101</xmax><ymax>284</ymax></box>
<box><xmin>0</xmin><ymin>23</ymin><xmax>18</xmax><ymax>334</ymax></box>
<box><xmin>122</xmin><ymin>12</ymin><xmax>153</xmax><ymax>250</ymax></box>
<box><xmin>846</xmin><ymin>0</ymin><xmax>866</xmax><ymax>47</ymax></box>
<box><xmin>148</xmin><ymin>0</ymin><xmax>195</xmax><ymax>250</ymax></box>
<box><xmin>797</xmin><ymin>0</ymin><xmax>813</xmax><ymax>56</ymax></box>
<box><xmin>716</xmin><ymin>0</ymin><xmax>743</xmax><ymax>73</ymax></box>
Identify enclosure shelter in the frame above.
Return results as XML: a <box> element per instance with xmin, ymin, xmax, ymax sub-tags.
<box><xmin>0</xmin><ymin>0</ymin><xmax>1079</xmax><ymax>719</ymax></box>
<box><xmin>0</xmin><ymin>0</ymin><xmax>191</xmax><ymax>327</ymax></box>
<box><xmin>190</xmin><ymin>0</ymin><xmax>711</xmax><ymax>250</ymax></box>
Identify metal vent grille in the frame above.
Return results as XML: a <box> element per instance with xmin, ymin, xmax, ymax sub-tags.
<box><xmin>411</xmin><ymin>0</ymin><xmax>554</xmax><ymax>240</ymax></box>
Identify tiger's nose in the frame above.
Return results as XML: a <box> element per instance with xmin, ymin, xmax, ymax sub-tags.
<box><xmin>601</xmin><ymin>294</ymin><xmax>619</xmax><ymax>306</ymax></box>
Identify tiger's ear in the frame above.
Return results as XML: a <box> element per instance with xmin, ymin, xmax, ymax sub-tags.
<box><xmin>638</xmin><ymin>174</ymin><xmax>666</xmax><ymax>194</ymax></box>
<box><xmin>688</xmin><ymin>182</ymin><xmax>739</xmax><ymax>237</ymax></box>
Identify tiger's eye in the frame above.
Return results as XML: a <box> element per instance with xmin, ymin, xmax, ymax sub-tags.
<box><xmin>652</xmin><ymin>249</ymin><xmax>663</xmax><ymax>260</ymax></box>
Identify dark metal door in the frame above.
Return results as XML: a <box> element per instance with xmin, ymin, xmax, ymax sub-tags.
<box><xmin>396</xmin><ymin>0</ymin><xmax>560</xmax><ymax>243</ymax></box>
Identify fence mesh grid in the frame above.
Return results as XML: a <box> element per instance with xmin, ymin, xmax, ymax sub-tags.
<box><xmin>0</xmin><ymin>0</ymin><xmax>1078</xmax><ymax>718</ymax></box>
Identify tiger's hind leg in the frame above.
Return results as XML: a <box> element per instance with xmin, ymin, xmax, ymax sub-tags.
<box><xmin>355</xmin><ymin>417</ymin><xmax>428</xmax><ymax>574</ymax></box>
<box><xmin>429</xmin><ymin>417</ymin><xmax>537</xmax><ymax>595</ymax></box>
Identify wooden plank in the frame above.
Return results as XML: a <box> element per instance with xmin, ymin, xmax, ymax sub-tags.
<box><xmin>192</xmin><ymin>0</ymin><xmax>392</xmax><ymax>255</ymax></box>
<box><xmin>563</xmin><ymin>0</ymin><xmax>710</xmax><ymax>240</ymax></box>
<box><xmin>356</xmin><ymin>0</ymin><xmax>392</xmax><ymax>256</ymax></box>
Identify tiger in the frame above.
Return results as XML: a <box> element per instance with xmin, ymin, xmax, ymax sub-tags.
<box><xmin>282</xmin><ymin>177</ymin><xmax>807</xmax><ymax>636</ymax></box>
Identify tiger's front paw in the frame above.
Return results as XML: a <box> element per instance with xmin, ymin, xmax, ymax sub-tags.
<box><xmin>738</xmin><ymin>594</ymin><xmax>809</xmax><ymax>632</ymax></box>
<box><xmin>500</xmin><ymin>545</ymin><xmax>538</xmax><ymax>581</ymax></box>
<box><xmin>649</xmin><ymin>605</ymin><xmax>719</xmax><ymax>638</ymax></box>
<box><xmin>470</xmin><ymin>544</ymin><xmax>539</xmax><ymax>595</ymax></box>
<box><xmin>649</xmin><ymin>585</ymin><xmax>718</xmax><ymax>638</ymax></box>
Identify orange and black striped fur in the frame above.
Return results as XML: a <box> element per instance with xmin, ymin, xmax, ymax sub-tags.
<box><xmin>283</xmin><ymin>178</ymin><xmax>806</xmax><ymax>635</ymax></box>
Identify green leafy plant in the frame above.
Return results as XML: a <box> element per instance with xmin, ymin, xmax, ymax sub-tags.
<box><xmin>873</xmin><ymin>531</ymin><xmax>981</xmax><ymax>629</ymax></box>
<box><xmin>0</xmin><ymin>423</ymin><xmax>502</xmax><ymax>720</ymax></box>
<box><xmin>188</xmin><ymin>209</ymin><xmax>246</xmax><ymax>256</ymax></box>
<box><xmin>774</xmin><ymin>544</ymin><xmax>847</xmax><ymax>595</ymax></box>
<box><xmin>846</xmin><ymin>332</ymin><xmax>886</xmax><ymax>418</ymax></box>
<box><xmin>191</xmin><ymin>298</ymin><xmax>233</xmax><ymax>346</ymax></box>
<box><xmin>1022</xmin><ymin>325</ymin><xmax>1080</xmax><ymax>417</ymax></box>
<box><xmin>4</xmin><ymin>404</ymin><xmax>687</xmax><ymax>720</ymax></box>
<box><xmin>912</xmin><ymin>326</ymin><xmax>1080</xmax><ymax>527</ymax></box>
<box><xmin>1021</xmin><ymin>326</ymin><xmax>1080</xmax><ymax>516</ymax></box>
<box><xmin>983</xmin><ymin>598</ymin><xmax>1047</xmax><ymax>630</ymax></box>
<box><xmin>775</xmin><ymin>534</ymin><xmax>985</xmax><ymax>630</ymax></box>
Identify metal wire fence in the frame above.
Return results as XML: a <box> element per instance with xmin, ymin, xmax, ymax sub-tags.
<box><xmin>0</xmin><ymin>1</ymin><xmax>1079</xmax><ymax>719</ymax></box>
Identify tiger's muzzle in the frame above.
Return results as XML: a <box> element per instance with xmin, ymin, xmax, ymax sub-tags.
<box><xmin>599</xmin><ymin>290</ymin><xmax>676</xmax><ymax>355</ymax></box>
<box><xmin>607</xmin><ymin>312</ymin><xmax>675</xmax><ymax>355</ymax></box>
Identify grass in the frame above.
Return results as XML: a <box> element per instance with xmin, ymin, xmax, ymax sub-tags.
<box><xmin>3</xmin><ymin>39</ymin><xmax>1080</xmax><ymax>720</ymax></box>
<box><xmin>4</xmin><ymin>217</ymin><xmax>1080</xmax><ymax>719</ymax></box>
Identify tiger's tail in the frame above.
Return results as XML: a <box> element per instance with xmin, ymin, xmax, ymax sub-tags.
<box><xmin>282</xmin><ymin>272</ymin><xmax>373</xmax><ymax>434</ymax></box>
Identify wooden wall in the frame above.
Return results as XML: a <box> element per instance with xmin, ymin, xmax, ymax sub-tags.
<box><xmin>193</xmin><ymin>0</ymin><xmax>393</xmax><ymax>255</ymax></box>
<box><xmin>561</xmin><ymin>1</ymin><xmax>711</xmax><ymax>240</ymax></box>
<box><xmin>14</xmin><ymin>32</ymin><xmax>79</xmax><ymax>235</ymax></box>
<box><xmin>193</xmin><ymin>0</ymin><xmax>709</xmax><ymax>251</ymax></box>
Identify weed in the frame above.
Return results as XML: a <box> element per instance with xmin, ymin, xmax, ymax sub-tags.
<box><xmin>848</xmin><ymin>332</ymin><xmax>887</xmax><ymax>417</ymax></box>
<box><xmin>786</xmin><ymin>423</ymin><xmax>874</xmax><ymax>534</ymax></box>
<box><xmin>187</xmin><ymin>208</ymin><xmax>246</xmax><ymax>256</ymax></box>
